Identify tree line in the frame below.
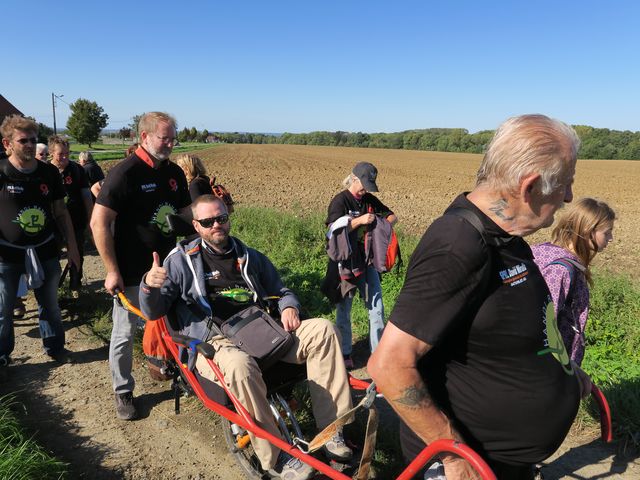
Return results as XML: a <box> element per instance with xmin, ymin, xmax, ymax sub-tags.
<box><xmin>50</xmin><ymin>97</ymin><xmax>640</xmax><ymax>159</ymax></box>
<box><xmin>211</xmin><ymin>127</ymin><xmax>640</xmax><ymax>160</ymax></box>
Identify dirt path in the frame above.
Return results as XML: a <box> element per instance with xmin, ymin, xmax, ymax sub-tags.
<box><xmin>0</xmin><ymin>251</ymin><xmax>637</xmax><ymax>479</ymax></box>
<box><xmin>1</xmin><ymin>250</ymin><xmax>244</xmax><ymax>480</ymax></box>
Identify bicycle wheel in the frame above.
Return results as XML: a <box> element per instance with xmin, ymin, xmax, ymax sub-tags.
<box><xmin>222</xmin><ymin>418</ymin><xmax>266</xmax><ymax>479</ymax></box>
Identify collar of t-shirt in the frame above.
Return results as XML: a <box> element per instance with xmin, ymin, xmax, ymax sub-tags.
<box><xmin>135</xmin><ymin>146</ymin><xmax>168</xmax><ymax>169</ymax></box>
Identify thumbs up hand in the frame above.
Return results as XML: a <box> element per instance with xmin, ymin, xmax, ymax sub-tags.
<box><xmin>144</xmin><ymin>251</ymin><xmax>167</xmax><ymax>289</ymax></box>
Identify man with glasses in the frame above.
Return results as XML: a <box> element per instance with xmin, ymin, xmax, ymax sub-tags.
<box><xmin>0</xmin><ymin>115</ymin><xmax>80</xmax><ymax>367</ymax></box>
<box><xmin>138</xmin><ymin>195</ymin><xmax>353</xmax><ymax>480</ymax></box>
<box><xmin>91</xmin><ymin>111</ymin><xmax>190</xmax><ymax>420</ymax></box>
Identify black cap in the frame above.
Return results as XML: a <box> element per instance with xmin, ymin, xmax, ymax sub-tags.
<box><xmin>352</xmin><ymin>162</ymin><xmax>379</xmax><ymax>192</ymax></box>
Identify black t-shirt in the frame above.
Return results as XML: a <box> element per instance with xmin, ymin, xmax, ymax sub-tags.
<box><xmin>200</xmin><ymin>242</ymin><xmax>256</xmax><ymax>326</ymax></box>
<box><xmin>0</xmin><ymin>158</ymin><xmax>65</xmax><ymax>263</ymax></box>
<box><xmin>82</xmin><ymin>161</ymin><xmax>105</xmax><ymax>187</ymax></box>
<box><xmin>326</xmin><ymin>190</ymin><xmax>393</xmax><ymax>225</ymax></box>
<box><xmin>60</xmin><ymin>161</ymin><xmax>90</xmax><ymax>230</ymax></box>
<box><xmin>188</xmin><ymin>175</ymin><xmax>211</xmax><ymax>202</ymax></box>
<box><xmin>392</xmin><ymin>194</ymin><xmax>579</xmax><ymax>467</ymax></box>
<box><xmin>326</xmin><ymin>189</ymin><xmax>393</xmax><ymax>254</ymax></box>
<box><xmin>96</xmin><ymin>151</ymin><xmax>190</xmax><ymax>286</ymax></box>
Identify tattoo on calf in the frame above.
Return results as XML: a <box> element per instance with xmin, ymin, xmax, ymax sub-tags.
<box><xmin>393</xmin><ymin>385</ymin><xmax>433</xmax><ymax>409</ymax></box>
<box><xmin>489</xmin><ymin>198</ymin><xmax>514</xmax><ymax>221</ymax></box>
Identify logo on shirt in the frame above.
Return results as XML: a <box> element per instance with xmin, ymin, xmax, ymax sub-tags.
<box><xmin>13</xmin><ymin>206</ymin><xmax>47</xmax><ymax>235</ymax></box>
<box><xmin>205</xmin><ymin>270</ymin><xmax>222</xmax><ymax>281</ymax></box>
<box><xmin>499</xmin><ymin>263</ymin><xmax>529</xmax><ymax>287</ymax></box>
<box><xmin>141</xmin><ymin>183</ymin><xmax>158</xmax><ymax>193</ymax></box>
<box><xmin>169</xmin><ymin>178</ymin><xmax>177</xmax><ymax>192</ymax></box>
<box><xmin>64</xmin><ymin>175</ymin><xmax>73</xmax><ymax>185</ymax></box>
<box><xmin>6</xmin><ymin>184</ymin><xmax>24</xmax><ymax>194</ymax></box>
<box><xmin>149</xmin><ymin>202</ymin><xmax>177</xmax><ymax>236</ymax></box>
<box><xmin>40</xmin><ymin>184</ymin><xmax>49</xmax><ymax>196</ymax></box>
<box><xmin>537</xmin><ymin>299</ymin><xmax>574</xmax><ymax>375</ymax></box>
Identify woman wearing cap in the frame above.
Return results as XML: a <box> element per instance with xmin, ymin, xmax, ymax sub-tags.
<box><xmin>323</xmin><ymin>162</ymin><xmax>398</xmax><ymax>369</ymax></box>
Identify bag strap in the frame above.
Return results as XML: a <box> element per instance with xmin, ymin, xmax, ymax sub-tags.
<box><xmin>445</xmin><ymin>207</ymin><xmax>512</xmax><ymax>247</ymax></box>
<box><xmin>549</xmin><ymin>257</ymin><xmax>582</xmax><ymax>304</ymax></box>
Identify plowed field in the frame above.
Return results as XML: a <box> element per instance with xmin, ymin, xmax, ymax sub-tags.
<box><xmin>191</xmin><ymin>144</ymin><xmax>640</xmax><ymax>278</ymax></box>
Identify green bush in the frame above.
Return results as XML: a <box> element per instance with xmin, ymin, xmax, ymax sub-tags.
<box><xmin>581</xmin><ymin>272</ymin><xmax>640</xmax><ymax>445</ymax></box>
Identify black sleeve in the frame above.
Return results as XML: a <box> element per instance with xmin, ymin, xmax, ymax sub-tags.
<box><xmin>96</xmin><ymin>163</ymin><xmax>127</xmax><ymax>213</ymax></box>
<box><xmin>326</xmin><ymin>192</ymin><xmax>349</xmax><ymax>224</ymax></box>
<box><xmin>188</xmin><ymin>177</ymin><xmax>211</xmax><ymax>202</ymax></box>
<box><xmin>390</xmin><ymin>216</ymin><xmax>490</xmax><ymax>346</ymax></box>
<box><xmin>175</xmin><ymin>168</ymin><xmax>191</xmax><ymax>209</ymax></box>
<box><xmin>74</xmin><ymin>162</ymin><xmax>90</xmax><ymax>189</ymax></box>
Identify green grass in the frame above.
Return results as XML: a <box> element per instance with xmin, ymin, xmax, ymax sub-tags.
<box><xmin>578</xmin><ymin>272</ymin><xmax>640</xmax><ymax>447</ymax></box>
<box><xmin>231</xmin><ymin>207</ymin><xmax>640</xmax><ymax>458</ymax></box>
<box><xmin>66</xmin><ymin>142</ymin><xmax>216</xmax><ymax>162</ymax></box>
<box><xmin>9</xmin><ymin>205</ymin><xmax>636</xmax><ymax>477</ymax></box>
<box><xmin>0</xmin><ymin>395</ymin><xmax>67</xmax><ymax>479</ymax></box>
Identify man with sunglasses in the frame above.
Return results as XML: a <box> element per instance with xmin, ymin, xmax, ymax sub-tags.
<box><xmin>91</xmin><ymin>111</ymin><xmax>190</xmax><ymax>420</ymax></box>
<box><xmin>0</xmin><ymin>115</ymin><xmax>80</xmax><ymax>367</ymax></box>
<box><xmin>139</xmin><ymin>195</ymin><xmax>353</xmax><ymax>480</ymax></box>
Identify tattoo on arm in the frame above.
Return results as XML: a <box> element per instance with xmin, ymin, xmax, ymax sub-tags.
<box><xmin>392</xmin><ymin>384</ymin><xmax>433</xmax><ymax>409</ymax></box>
<box><xmin>489</xmin><ymin>198</ymin><xmax>514</xmax><ymax>221</ymax></box>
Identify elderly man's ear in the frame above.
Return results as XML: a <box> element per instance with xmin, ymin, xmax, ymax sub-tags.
<box><xmin>520</xmin><ymin>173</ymin><xmax>542</xmax><ymax>201</ymax></box>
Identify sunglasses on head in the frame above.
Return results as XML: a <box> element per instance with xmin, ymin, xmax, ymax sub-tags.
<box><xmin>195</xmin><ymin>213</ymin><xmax>229</xmax><ymax>228</ymax></box>
<box><xmin>15</xmin><ymin>137</ymin><xmax>38</xmax><ymax>145</ymax></box>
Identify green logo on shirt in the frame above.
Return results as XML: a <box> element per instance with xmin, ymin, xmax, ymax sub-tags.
<box><xmin>537</xmin><ymin>302</ymin><xmax>574</xmax><ymax>375</ymax></box>
<box><xmin>150</xmin><ymin>203</ymin><xmax>177</xmax><ymax>236</ymax></box>
<box><xmin>13</xmin><ymin>207</ymin><xmax>47</xmax><ymax>235</ymax></box>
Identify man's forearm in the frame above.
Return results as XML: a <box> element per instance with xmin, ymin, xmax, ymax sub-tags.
<box><xmin>378</xmin><ymin>368</ymin><xmax>460</xmax><ymax>445</ymax></box>
<box><xmin>92</xmin><ymin>221</ymin><xmax>119</xmax><ymax>274</ymax></box>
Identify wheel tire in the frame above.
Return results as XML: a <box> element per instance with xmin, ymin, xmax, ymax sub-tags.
<box><xmin>222</xmin><ymin>418</ymin><xmax>267</xmax><ymax>479</ymax></box>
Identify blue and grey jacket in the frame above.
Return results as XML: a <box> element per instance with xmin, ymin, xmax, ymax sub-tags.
<box><xmin>139</xmin><ymin>235</ymin><xmax>301</xmax><ymax>344</ymax></box>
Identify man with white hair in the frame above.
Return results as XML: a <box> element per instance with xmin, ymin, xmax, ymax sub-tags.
<box><xmin>35</xmin><ymin>143</ymin><xmax>48</xmax><ymax>162</ymax></box>
<box><xmin>369</xmin><ymin>114</ymin><xmax>587</xmax><ymax>479</ymax></box>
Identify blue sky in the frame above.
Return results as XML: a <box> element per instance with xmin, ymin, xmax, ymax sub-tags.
<box><xmin>4</xmin><ymin>0</ymin><xmax>639</xmax><ymax>134</ymax></box>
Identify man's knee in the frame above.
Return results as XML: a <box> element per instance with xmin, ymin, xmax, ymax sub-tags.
<box><xmin>301</xmin><ymin>317</ymin><xmax>340</xmax><ymax>344</ymax></box>
<box><xmin>216</xmin><ymin>346</ymin><xmax>262</xmax><ymax>384</ymax></box>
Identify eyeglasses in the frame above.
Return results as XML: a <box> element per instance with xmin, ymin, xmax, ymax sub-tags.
<box><xmin>194</xmin><ymin>214</ymin><xmax>229</xmax><ymax>228</ymax></box>
<box><xmin>15</xmin><ymin>137</ymin><xmax>38</xmax><ymax>145</ymax></box>
<box><xmin>154</xmin><ymin>135</ymin><xmax>177</xmax><ymax>144</ymax></box>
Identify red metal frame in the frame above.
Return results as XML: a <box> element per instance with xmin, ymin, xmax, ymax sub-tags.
<box><xmin>156</xmin><ymin>317</ymin><xmax>496</xmax><ymax>480</ymax></box>
<box><xmin>120</xmin><ymin>287</ymin><xmax>612</xmax><ymax>480</ymax></box>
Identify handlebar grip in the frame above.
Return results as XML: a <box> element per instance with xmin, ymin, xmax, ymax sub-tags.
<box><xmin>171</xmin><ymin>333</ymin><xmax>215</xmax><ymax>359</ymax></box>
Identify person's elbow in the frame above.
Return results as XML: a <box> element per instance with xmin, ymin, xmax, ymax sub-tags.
<box><xmin>368</xmin><ymin>342</ymin><xmax>400</xmax><ymax>392</ymax></box>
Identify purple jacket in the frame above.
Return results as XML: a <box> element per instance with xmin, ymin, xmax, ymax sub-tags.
<box><xmin>531</xmin><ymin>242</ymin><xmax>590</xmax><ymax>365</ymax></box>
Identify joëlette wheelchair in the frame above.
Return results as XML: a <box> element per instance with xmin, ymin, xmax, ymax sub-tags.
<box><xmin>115</xmin><ymin>214</ymin><xmax>613</xmax><ymax>479</ymax></box>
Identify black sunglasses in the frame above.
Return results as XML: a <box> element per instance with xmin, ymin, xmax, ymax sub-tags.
<box><xmin>15</xmin><ymin>137</ymin><xmax>38</xmax><ymax>145</ymax></box>
<box><xmin>195</xmin><ymin>213</ymin><xmax>229</xmax><ymax>228</ymax></box>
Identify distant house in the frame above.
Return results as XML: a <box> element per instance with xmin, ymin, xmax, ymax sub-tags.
<box><xmin>0</xmin><ymin>95</ymin><xmax>24</xmax><ymax>156</ymax></box>
<box><xmin>206</xmin><ymin>134</ymin><xmax>221</xmax><ymax>143</ymax></box>
<box><xmin>0</xmin><ymin>94</ymin><xmax>23</xmax><ymax>125</ymax></box>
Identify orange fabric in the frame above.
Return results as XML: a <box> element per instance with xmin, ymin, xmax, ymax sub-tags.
<box><xmin>385</xmin><ymin>228</ymin><xmax>400</xmax><ymax>271</ymax></box>
<box><xmin>135</xmin><ymin>146</ymin><xmax>156</xmax><ymax>168</ymax></box>
<box><xmin>143</xmin><ymin>319</ymin><xmax>171</xmax><ymax>360</ymax></box>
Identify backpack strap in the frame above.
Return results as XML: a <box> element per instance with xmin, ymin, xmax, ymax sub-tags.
<box><xmin>548</xmin><ymin>257</ymin><xmax>583</xmax><ymax>304</ymax></box>
<box><xmin>445</xmin><ymin>207</ymin><xmax>513</xmax><ymax>248</ymax></box>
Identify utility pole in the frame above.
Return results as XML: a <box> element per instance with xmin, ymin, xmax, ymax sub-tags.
<box><xmin>51</xmin><ymin>92</ymin><xmax>63</xmax><ymax>135</ymax></box>
<box><xmin>51</xmin><ymin>92</ymin><xmax>57</xmax><ymax>134</ymax></box>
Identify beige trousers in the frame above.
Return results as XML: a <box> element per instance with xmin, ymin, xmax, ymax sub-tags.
<box><xmin>195</xmin><ymin>317</ymin><xmax>352</xmax><ymax>470</ymax></box>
